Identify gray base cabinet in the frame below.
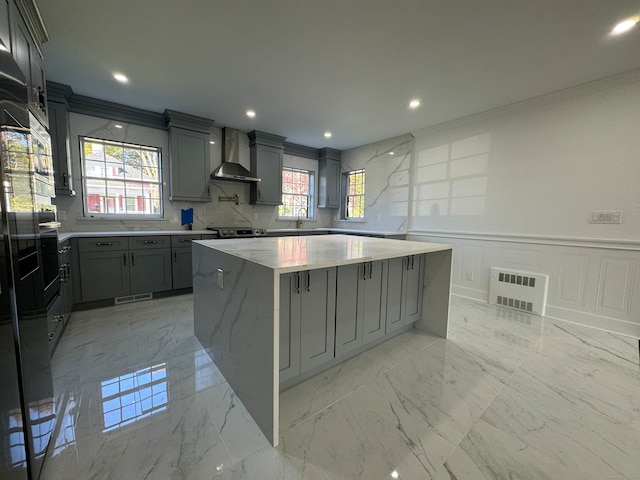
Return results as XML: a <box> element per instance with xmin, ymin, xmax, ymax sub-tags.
<box><xmin>386</xmin><ymin>254</ymin><xmax>425</xmax><ymax>333</ymax></box>
<box><xmin>79</xmin><ymin>249</ymin><xmax>130</xmax><ymax>302</ymax></box>
<box><xmin>78</xmin><ymin>236</ymin><xmax>174</xmax><ymax>302</ymax></box>
<box><xmin>279</xmin><ymin>268</ymin><xmax>337</xmax><ymax>380</ymax></box>
<box><xmin>335</xmin><ymin>260</ymin><xmax>386</xmax><ymax>357</ymax></box>
<box><xmin>279</xmin><ymin>273</ymin><xmax>302</xmax><ymax>383</ymax></box>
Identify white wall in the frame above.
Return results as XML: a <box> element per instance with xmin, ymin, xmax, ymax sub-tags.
<box><xmin>334</xmin><ymin>133</ymin><xmax>412</xmax><ymax>232</ymax></box>
<box><xmin>53</xmin><ymin>113</ymin><xmax>333</xmax><ymax>232</ymax></box>
<box><xmin>408</xmin><ymin>75</ymin><xmax>640</xmax><ymax>337</ymax></box>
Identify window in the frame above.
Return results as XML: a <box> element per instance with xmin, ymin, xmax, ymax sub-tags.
<box><xmin>344</xmin><ymin>169</ymin><xmax>365</xmax><ymax>219</ymax></box>
<box><xmin>81</xmin><ymin>137</ymin><xmax>163</xmax><ymax>217</ymax></box>
<box><xmin>278</xmin><ymin>167</ymin><xmax>314</xmax><ymax>219</ymax></box>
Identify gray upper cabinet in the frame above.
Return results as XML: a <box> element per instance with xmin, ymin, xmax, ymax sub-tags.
<box><xmin>11</xmin><ymin>2</ymin><xmax>48</xmax><ymax>127</ymax></box>
<box><xmin>249</xmin><ymin>130</ymin><xmax>286</xmax><ymax>206</ymax></box>
<box><xmin>165</xmin><ymin>110</ymin><xmax>214</xmax><ymax>202</ymax></box>
<box><xmin>47</xmin><ymin>88</ymin><xmax>75</xmax><ymax>196</ymax></box>
<box><xmin>318</xmin><ymin>148</ymin><xmax>341</xmax><ymax>209</ymax></box>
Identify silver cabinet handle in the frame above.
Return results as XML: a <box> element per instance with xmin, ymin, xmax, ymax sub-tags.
<box><xmin>123</xmin><ymin>252</ymin><xmax>127</xmax><ymax>266</ymax></box>
<box><xmin>143</xmin><ymin>240</ymin><xmax>158</xmax><ymax>245</ymax></box>
<box><xmin>180</xmin><ymin>238</ymin><xmax>192</xmax><ymax>243</ymax></box>
<box><xmin>306</xmin><ymin>270</ymin><xmax>310</xmax><ymax>292</ymax></box>
<box><xmin>295</xmin><ymin>272</ymin><xmax>301</xmax><ymax>294</ymax></box>
<box><xmin>96</xmin><ymin>242</ymin><xmax>113</xmax><ymax>247</ymax></box>
<box><xmin>369</xmin><ymin>262</ymin><xmax>373</xmax><ymax>279</ymax></box>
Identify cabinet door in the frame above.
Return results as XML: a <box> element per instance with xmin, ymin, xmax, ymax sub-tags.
<box><xmin>318</xmin><ymin>157</ymin><xmax>341</xmax><ymax>208</ymax></box>
<box><xmin>279</xmin><ymin>273</ymin><xmax>301</xmax><ymax>383</ymax></box>
<box><xmin>403</xmin><ymin>254</ymin><xmax>424</xmax><ymax>325</ymax></box>
<box><xmin>299</xmin><ymin>268</ymin><xmax>336</xmax><ymax>373</ymax></box>
<box><xmin>169</xmin><ymin>127</ymin><xmax>211</xmax><ymax>202</ymax></box>
<box><xmin>250</xmin><ymin>144</ymin><xmax>283</xmax><ymax>205</ymax></box>
<box><xmin>335</xmin><ymin>263</ymin><xmax>362</xmax><ymax>357</ymax></box>
<box><xmin>129</xmin><ymin>248</ymin><xmax>172</xmax><ymax>295</ymax></box>
<box><xmin>47</xmin><ymin>294</ymin><xmax>63</xmax><ymax>354</ymax></box>
<box><xmin>48</xmin><ymin>100</ymin><xmax>75</xmax><ymax>195</ymax></box>
<box><xmin>362</xmin><ymin>260</ymin><xmax>385</xmax><ymax>344</ymax></box>
<box><xmin>385</xmin><ymin>256</ymin><xmax>405</xmax><ymax>333</ymax></box>
<box><xmin>79</xmin><ymin>251</ymin><xmax>130</xmax><ymax>302</ymax></box>
<box><xmin>172</xmin><ymin>246</ymin><xmax>194</xmax><ymax>289</ymax></box>
<box><xmin>29</xmin><ymin>46</ymin><xmax>47</xmax><ymax>126</ymax></box>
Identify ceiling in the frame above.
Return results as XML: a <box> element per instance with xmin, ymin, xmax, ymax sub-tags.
<box><xmin>38</xmin><ymin>1</ymin><xmax>640</xmax><ymax>150</ymax></box>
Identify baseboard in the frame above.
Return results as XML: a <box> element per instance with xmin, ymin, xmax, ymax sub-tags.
<box><xmin>451</xmin><ymin>285</ymin><xmax>487</xmax><ymax>302</ymax></box>
<box><xmin>545</xmin><ymin>305</ymin><xmax>640</xmax><ymax>339</ymax></box>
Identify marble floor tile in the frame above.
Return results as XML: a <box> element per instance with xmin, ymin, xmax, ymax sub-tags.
<box><xmin>40</xmin><ymin>294</ymin><xmax>640</xmax><ymax>480</ymax></box>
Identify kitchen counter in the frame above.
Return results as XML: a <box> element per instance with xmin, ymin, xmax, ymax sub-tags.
<box><xmin>192</xmin><ymin>234</ymin><xmax>453</xmax><ymax>446</ymax></box>
<box><xmin>57</xmin><ymin>230</ymin><xmax>213</xmax><ymax>242</ymax></box>
<box><xmin>267</xmin><ymin>228</ymin><xmax>406</xmax><ymax>238</ymax></box>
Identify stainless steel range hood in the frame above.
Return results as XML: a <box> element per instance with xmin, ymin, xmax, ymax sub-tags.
<box><xmin>211</xmin><ymin>128</ymin><xmax>261</xmax><ymax>182</ymax></box>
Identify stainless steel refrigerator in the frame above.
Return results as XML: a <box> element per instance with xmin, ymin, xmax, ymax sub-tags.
<box><xmin>1</xmin><ymin>47</ymin><xmax>56</xmax><ymax>479</ymax></box>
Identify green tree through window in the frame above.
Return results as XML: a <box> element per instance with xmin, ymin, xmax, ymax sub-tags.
<box><xmin>345</xmin><ymin>169</ymin><xmax>365</xmax><ymax>218</ymax></box>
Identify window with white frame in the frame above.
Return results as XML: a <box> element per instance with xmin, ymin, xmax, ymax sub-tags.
<box><xmin>344</xmin><ymin>169</ymin><xmax>365</xmax><ymax>219</ymax></box>
<box><xmin>278</xmin><ymin>167</ymin><xmax>314</xmax><ymax>219</ymax></box>
<box><xmin>81</xmin><ymin>137</ymin><xmax>163</xmax><ymax>217</ymax></box>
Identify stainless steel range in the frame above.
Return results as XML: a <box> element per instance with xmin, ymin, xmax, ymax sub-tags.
<box><xmin>206</xmin><ymin>226</ymin><xmax>267</xmax><ymax>238</ymax></box>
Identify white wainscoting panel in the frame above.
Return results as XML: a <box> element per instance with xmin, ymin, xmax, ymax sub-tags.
<box><xmin>408</xmin><ymin>231</ymin><xmax>640</xmax><ymax>338</ymax></box>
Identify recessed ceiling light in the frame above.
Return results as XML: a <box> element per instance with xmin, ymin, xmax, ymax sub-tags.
<box><xmin>114</xmin><ymin>124</ymin><xmax>123</xmax><ymax>129</ymax></box>
<box><xmin>409</xmin><ymin>99</ymin><xmax>421</xmax><ymax>109</ymax></box>
<box><xmin>611</xmin><ymin>16</ymin><xmax>639</xmax><ymax>35</ymax></box>
<box><xmin>209</xmin><ymin>140</ymin><xmax>216</xmax><ymax>145</ymax></box>
<box><xmin>113</xmin><ymin>73</ymin><xmax>129</xmax><ymax>83</ymax></box>
<box><xmin>324</xmin><ymin>131</ymin><xmax>332</xmax><ymax>138</ymax></box>
<box><xmin>389</xmin><ymin>151</ymin><xmax>395</xmax><ymax>155</ymax></box>
<box><xmin>246</xmin><ymin>109</ymin><xmax>256</xmax><ymax>118</ymax></box>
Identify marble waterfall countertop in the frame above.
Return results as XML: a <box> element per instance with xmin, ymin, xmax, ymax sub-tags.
<box><xmin>195</xmin><ymin>234</ymin><xmax>451</xmax><ymax>273</ymax></box>
<box><xmin>57</xmin><ymin>230</ymin><xmax>213</xmax><ymax>242</ymax></box>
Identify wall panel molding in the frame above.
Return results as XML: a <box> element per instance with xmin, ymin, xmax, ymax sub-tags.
<box><xmin>409</xmin><ymin>229</ymin><xmax>640</xmax><ymax>251</ymax></box>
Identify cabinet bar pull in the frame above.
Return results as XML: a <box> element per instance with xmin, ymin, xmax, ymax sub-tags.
<box><xmin>411</xmin><ymin>256</ymin><xmax>415</xmax><ymax>270</ymax></box>
<box><xmin>123</xmin><ymin>252</ymin><xmax>127</xmax><ymax>266</ymax></box>
<box><xmin>306</xmin><ymin>270</ymin><xmax>311</xmax><ymax>292</ymax></box>
<box><xmin>295</xmin><ymin>272</ymin><xmax>300</xmax><ymax>294</ymax></box>
<box><xmin>143</xmin><ymin>240</ymin><xmax>158</xmax><ymax>244</ymax></box>
<box><xmin>131</xmin><ymin>252</ymin><xmax>135</xmax><ymax>266</ymax></box>
<box><xmin>369</xmin><ymin>262</ymin><xmax>373</xmax><ymax>279</ymax></box>
<box><xmin>96</xmin><ymin>242</ymin><xmax>113</xmax><ymax>247</ymax></box>
<box><xmin>180</xmin><ymin>238</ymin><xmax>192</xmax><ymax>243</ymax></box>
<box><xmin>174</xmin><ymin>251</ymin><xmax>177</xmax><ymax>261</ymax></box>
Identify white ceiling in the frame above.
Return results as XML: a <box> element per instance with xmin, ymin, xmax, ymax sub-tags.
<box><xmin>38</xmin><ymin>1</ymin><xmax>640</xmax><ymax>150</ymax></box>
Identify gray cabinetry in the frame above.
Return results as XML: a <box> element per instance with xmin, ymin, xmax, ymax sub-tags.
<box><xmin>46</xmin><ymin>294</ymin><xmax>63</xmax><ymax>354</ymax></box>
<box><xmin>78</xmin><ymin>238</ymin><xmax>130</xmax><ymax>302</ymax></box>
<box><xmin>58</xmin><ymin>239</ymin><xmax>73</xmax><ymax>321</ymax></box>
<box><xmin>249</xmin><ymin>130</ymin><xmax>286</xmax><ymax>205</ymax></box>
<box><xmin>0</xmin><ymin>1</ymin><xmax>10</xmax><ymax>53</ymax></box>
<box><xmin>47</xmin><ymin>90</ymin><xmax>75</xmax><ymax>196</ymax></box>
<box><xmin>279</xmin><ymin>272</ymin><xmax>302</xmax><ymax>383</ymax></box>
<box><xmin>129</xmin><ymin>236</ymin><xmax>172</xmax><ymax>295</ymax></box>
<box><xmin>335</xmin><ymin>260</ymin><xmax>386</xmax><ymax>357</ymax></box>
<box><xmin>386</xmin><ymin>254</ymin><xmax>425</xmax><ymax>333</ymax></box>
<box><xmin>171</xmin><ymin>235</ymin><xmax>201</xmax><ymax>290</ymax></box>
<box><xmin>279</xmin><ymin>267</ymin><xmax>336</xmax><ymax>380</ymax></box>
<box><xmin>165</xmin><ymin>110</ymin><xmax>214</xmax><ymax>202</ymax></box>
<box><xmin>318</xmin><ymin>148</ymin><xmax>341</xmax><ymax>209</ymax></box>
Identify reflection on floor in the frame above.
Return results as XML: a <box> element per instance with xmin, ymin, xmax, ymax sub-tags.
<box><xmin>40</xmin><ymin>294</ymin><xmax>640</xmax><ymax>480</ymax></box>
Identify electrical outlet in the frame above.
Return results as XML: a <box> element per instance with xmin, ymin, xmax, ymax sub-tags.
<box><xmin>589</xmin><ymin>210</ymin><xmax>622</xmax><ymax>224</ymax></box>
<box><xmin>465</xmin><ymin>271</ymin><xmax>474</xmax><ymax>281</ymax></box>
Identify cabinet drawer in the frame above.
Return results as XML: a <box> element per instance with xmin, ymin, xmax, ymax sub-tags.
<box><xmin>170</xmin><ymin>235</ymin><xmax>201</xmax><ymax>248</ymax></box>
<box><xmin>129</xmin><ymin>236</ymin><xmax>170</xmax><ymax>250</ymax></box>
<box><xmin>78</xmin><ymin>237</ymin><xmax>129</xmax><ymax>252</ymax></box>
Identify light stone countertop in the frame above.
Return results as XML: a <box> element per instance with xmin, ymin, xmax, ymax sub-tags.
<box><xmin>194</xmin><ymin>234</ymin><xmax>451</xmax><ymax>273</ymax></box>
<box><xmin>57</xmin><ymin>230</ymin><xmax>212</xmax><ymax>242</ymax></box>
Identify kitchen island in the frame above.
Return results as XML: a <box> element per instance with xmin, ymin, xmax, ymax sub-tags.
<box><xmin>193</xmin><ymin>234</ymin><xmax>452</xmax><ymax>446</ymax></box>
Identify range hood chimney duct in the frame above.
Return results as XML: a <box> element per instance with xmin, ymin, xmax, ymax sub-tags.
<box><xmin>211</xmin><ymin>128</ymin><xmax>261</xmax><ymax>183</ymax></box>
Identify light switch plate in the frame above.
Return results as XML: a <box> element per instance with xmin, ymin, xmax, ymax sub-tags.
<box><xmin>217</xmin><ymin>268</ymin><xmax>224</xmax><ymax>289</ymax></box>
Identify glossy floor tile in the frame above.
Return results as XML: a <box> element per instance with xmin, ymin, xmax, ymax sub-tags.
<box><xmin>40</xmin><ymin>295</ymin><xmax>640</xmax><ymax>480</ymax></box>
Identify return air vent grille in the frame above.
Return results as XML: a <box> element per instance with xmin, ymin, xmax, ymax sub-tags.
<box><xmin>115</xmin><ymin>292</ymin><xmax>153</xmax><ymax>305</ymax></box>
<box><xmin>489</xmin><ymin>267</ymin><xmax>548</xmax><ymax>316</ymax></box>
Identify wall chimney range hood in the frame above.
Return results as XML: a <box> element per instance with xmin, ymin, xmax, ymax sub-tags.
<box><xmin>211</xmin><ymin>128</ymin><xmax>261</xmax><ymax>183</ymax></box>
